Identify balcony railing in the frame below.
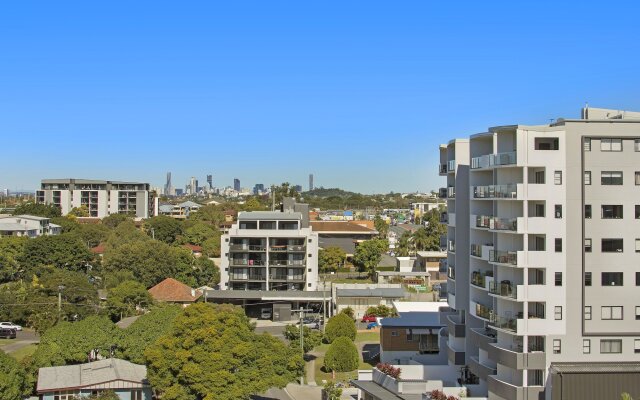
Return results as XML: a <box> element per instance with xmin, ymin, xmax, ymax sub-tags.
<box><xmin>440</xmin><ymin>212</ymin><xmax>448</xmax><ymax>223</ymax></box>
<box><xmin>471</xmin><ymin>244</ymin><xmax>483</xmax><ymax>258</ymax></box>
<box><xmin>249</xmin><ymin>245</ymin><xmax>266</xmax><ymax>251</ymax></box>
<box><xmin>269</xmin><ymin>246</ymin><xmax>288</xmax><ymax>252</ymax></box>
<box><xmin>472</xmin><ymin>184</ymin><xmax>518</xmax><ymax>199</ymax></box>
<box><xmin>447</xmin><ymin>267</ymin><xmax>456</xmax><ymax>280</ymax></box>
<box><xmin>439</xmin><ymin>164</ymin><xmax>448</xmax><ymax>174</ymax></box>
<box><xmin>439</xmin><ymin>188</ymin><xmax>447</xmax><ymax>199</ymax></box>
<box><xmin>491</xmin><ymin>217</ymin><xmax>518</xmax><ymax>231</ymax></box>
<box><xmin>229</xmin><ymin>244</ymin><xmax>248</xmax><ymax>251</ymax></box>
<box><xmin>471</xmin><ymin>270</ymin><xmax>493</xmax><ymax>287</ymax></box>
<box><xmin>489</xmin><ymin>250</ymin><xmax>518</xmax><ymax>266</ymax></box>
<box><xmin>448</xmin><ymin>159</ymin><xmax>456</xmax><ymax>172</ymax></box>
<box><xmin>475</xmin><ymin>303</ymin><xmax>493</xmax><ymax>320</ymax></box>
<box><xmin>475</xmin><ymin>215</ymin><xmax>493</xmax><ymax>229</ymax></box>
<box><xmin>287</xmin><ymin>245</ymin><xmax>305</xmax><ymax>252</ymax></box>
<box><xmin>489</xmin><ymin>281</ymin><xmax>517</xmax><ymax>299</ymax></box>
<box><xmin>448</xmin><ymin>240</ymin><xmax>456</xmax><ymax>253</ymax></box>
<box><xmin>471</xmin><ymin>151</ymin><xmax>517</xmax><ymax>169</ymax></box>
<box><xmin>447</xmin><ymin>186</ymin><xmax>455</xmax><ymax>198</ymax></box>
<box><xmin>490</xmin><ymin>315</ymin><xmax>518</xmax><ymax>332</ymax></box>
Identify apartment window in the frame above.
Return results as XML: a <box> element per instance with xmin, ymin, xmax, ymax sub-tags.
<box><xmin>308</xmin><ymin>254</ymin><xmax>312</xmax><ymax>257</ymax></box>
<box><xmin>308</xmin><ymin>268</ymin><xmax>312</xmax><ymax>273</ymax></box>
<box><xmin>308</xmin><ymin>283</ymin><xmax>312</xmax><ymax>287</ymax></box>
<box><xmin>555</xmin><ymin>205</ymin><xmax>562</xmax><ymax>218</ymax></box>
<box><xmin>585</xmin><ymin>306</ymin><xmax>592</xmax><ymax>320</ymax></box>
<box><xmin>636</xmin><ymin>306</ymin><xmax>640</xmax><ymax>320</ymax></box>
<box><xmin>635</xmin><ymin>340</ymin><xmax>640</xmax><ymax>354</ymax></box>
<box><xmin>131</xmin><ymin>390</ymin><xmax>143</xmax><ymax>400</ymax></box>
<box><xmin>601</xmin><ymin>138</ymin><xmax>623</xmax><ymax>152</ymax></box>
<box><xmin>637</xmin><ymin>272</ymin><xmax>640</xmax><ymax>286</ymax></box>
<box><xmin>583</xmin><ymin>339</ymin><xmax>591</xmax><ymax>354</ymax></box>
<box><xmin>602</xmin><ymin>272</ymin><xmax>623</xmax><ymax>286</ymax></box>
<box><xmin>600</xmin><ymin>339</ymin><xmax>622</xmax><ymax>354</ymax></box>
<box><xmin>585</xmin><ymin>272</ymin><xmax>592</xmax><ymax>286</ymax></box>
<box><xmin>584</xmin><ymin>171</ymin><xmax>591</xmax><ymax>185</ymax></box>
<box><xmin>636</xmin><ymin>172</ymin><xmax>640</xmax><ymax>185</ymax></box>
<box><xmin>535</xmin><ymin>203</ymin><xmax>545</xmax><ymax>217</ymax></box>
<box><xmin>534</xmin><ymin>170</ymin><xmax>545</xmax><ymax>184</ymax></box>
<box><xmin>635</xmin><ymin>139</ymin><xmax>640</xmax><ymax>152</ymax></box>
<box><xmin>308</xmin><ymin>239</ymin><xmax>312</xmax><ymax>243</ymax></box>
<box><xmin>391</xmin><ymin>330</ymin><xmax>398</xmax><ymax>337</ymax></box>
<box><xmin>601</xmin><ymin>171</ymin><xmax>623</xmax><ymax>185</ymax></box>
<box><xmin>636</xmin><ymin>239</ymin><xmax>640</xmax><ymax>253</ymax></box>
<box><xmin>585</xmin><ymin>205</ymin><xmax>592</xmax><ymax>219</ymax></box>
<box><xmin>535</xmin><ymin>137</ymin><xmax>559</xmax><ymax>150</ymax></box>
<box><xmin>555</xmin><ymin>272</ymin><xmax>563</xmax><ymax>286</ymax></box>
<box><xmin>601</xmin><ymin>306</ymin><xmax>623</xmax><ymax>320</ymax></box>
<box><xmin>553</xmin><ymin>339</ymin><xmax>561</xmax><ymax>354</ymax></box>
<box><xmin>554</xmin><ymin>171</ymin><xmax>562</xmax><ymax>185</ymax></box>
<box><xmin>555</xmin><ymin>238</ymin><xmax>562</xmax><ymax>252</ymax></box>
<box><xmin>554</xmin><ymin>306</ymin><xmax>563</xmax><ymax>320</ymax></box>
<box><xmin>602</xmin><ymin>239</ymin><xmax>623</xmax><ymax>252</ymax></box>
<box><xmin>585</xmin><ymin>239</ymin><xmax>592</xmax><ymax>253</ymax></box>
<box><xmin>602</xmin><ymin>205</ymin><xmax>623</xmax><ymax>219</ymax></box>
<box><xmin>584</xmin><ymin>138</ymin><xmax>591</xmax><ymax>151</ymax></box>
<box><xmin>636</xmin><ymin>205</ymin><xmax>640</xmax><ymax>219</ymax></box>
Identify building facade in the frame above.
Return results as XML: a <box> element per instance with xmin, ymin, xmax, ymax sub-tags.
<box><xmin>439</xmin><ymin>107</ymin><xmax>640</xmax><ymax>400</ymax></box>
<box><xmin>219</xmin><ymin>199</ymin><xmax>319</xmax><ymax>291</ymax></box>
<box><xmin>37</xmin><ymin>179</ymin><xmax>153</xmax><ymax>219</ymax></box>
<box><xmin>0</xmin><ymin>215</ymin><xmax>61</xmax><ymax>237</ymax></box>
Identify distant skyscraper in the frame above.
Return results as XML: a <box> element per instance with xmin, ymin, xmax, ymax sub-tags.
<box><xmin>164</xmin><ymin>172</ymin><xmax>173</xmax><ymax>196</ymax></box>
<box><xmin>294</xmin><ymin>184</ymin><xmax>303</xmax><ymax>193</ymax></box>
<box><xmin>188</xmin><ymin>177</ymin><xmax>198</xmax><ymax>195</ymax></box>
<box><xmin>206</xmin><ymin>174</ymin><xmax>213</xmax><ymax>189</ymax></box>
<box><xmin>253</xmin><ymin>183</ymin><xmax>265</xmax><ymax>195</ymax></box>
<box><xmin>233</xmin><ymin>178</ymin><xmax>240</xmax><ymax>192</ymax></box>
<box><xmin>309</xmin><ymin>174</ymin><xmax>314</xmax><ymax>191</ymax></box>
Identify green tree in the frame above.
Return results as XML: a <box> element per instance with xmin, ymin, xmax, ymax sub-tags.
<box><xmin>242</xmin><ymin>197</ymin><xmax>264</xmax><ymax>211</ymax></box>
<box><xmin>323</xmin><ymin>337</ymin><xmax>359</xmax><ymax>374</ymax></box>
<box><xmin>319</xmin><ymin>246</ymin><xmax>346</xmax><ymax>273</ymax></box>
<box><xmin>12</xmin><ymin>203</ymin><xmax>61</xmax><ymax>218</ymax></box>
<box><xmin>101</xmin><ymin>213</ymin><xmax>132</xmax><ymax>229</ymax></box>
<box><xmin>396</xmin><ymin>231</ymin><xmax>412</xmax><ymax>257</ymax></box>
<box><xmin>374</xmin><ymin>215</ymin><xmax>389</xmax><ymax>238</ymax></box>
<box><xmin>103</xmin><ymin>241</ymin><xmax>195</xmax><ymax>287</ymax></box>
<box><xmin>189</xmin><ymin>204</ymin><xmax>225</xmax><ymax>226</ymax></box>
<box><xmin>83</xmin><ymin>390</ymin><xmax>121</xmax><ymax>400</ymax></box>
<box><xmin>18</xmin><ymin>235</ymin><xmax>94</xmax><ymax>274</ymax></box>
<box><xmin>340</xmin><ymin>307</ymin><xmax>355</xmax><ymax>319</ymax></box>
<box><xmin>107</xmin><ymin>280</ymin><xmax>153</xmax><ymax>320</ymax></box>
<box><xmin>180</xmin><ymin>221</ymin><xmax>217</xmax><ymax>246</ymax></box>
<box><xmin>421</xmin><ymin>209</ymin><xmax>447</xmax><ymax>251</ymax></box>
<box><xmin>324</xmin><ymin>312</ymin><xmax>357</xmax><ymax>343</ymax></box>
<box><xmin>51</xmin><ymin>216</ymin><xmax>81</xmax><ymax>234</ymax></box>
<box><xmin>68</xmin><ymin>205</ymin><xmax>90</xmax><ymax>217</ymax></box>
<box><xmin>104</xmin><ymin>220</ymin><xmax>150</xmax><ymax>250</ymax></box>
<box><xmin>192</xmin><ymin>256</ymin><xmax>220</xmax><ymax>287</ymax></box>
<box><xmin>118</xmin><ymin>305</ymin><xmax>182</xmax><ymax>364</ymax></box>
<box><xmin>144</xmin><ymin>215</ymin><xmax>183</xmax><ymax>244</ymax></box>
<box><xmin>201</xmin><ymin>236</ymin><xmax>222</xmax><ymax>258</ymax></box>
<box><xmin>0</xmin><ymin>349</ymin><xmax>31</xmax><ymax>399</ymax></box>
<box><xmin>39</xmin><ymin>269</ymin><xmax>99</xmax><ymax>322</ymax></box>
<box><xmin>103</xmin><ymin>270</ymin><xmax>137</xmax><ymax>289</ymax></box>
<box><xmin>323</xmin><ymin>381</ymin><xmax>343</xmax><ymax>400</ymax></box>
<box><xmin>365</xmin><ymin>305</ymin><xmax>395</xmax><ymax>317</ymax></box>
<box><xmin>353</xmin><ymin>238</ymin><xmax>389</xmax><ymax>275</ymax></box>
<box><xmin>283</xmin><ymin>324</ymin><xmax>323</xmax><ymax>353</ymax></box>
<box><xmin>75</xmin><ymin>223</ymin><xmax>111</xmax><ymax>248</ymax></box>
<box><xmin>0</xmin><ymin>252</ymin><xmax>21</xmax><ymax>283</ymax></box>
<box><xmin>272</xmin><ymin>183</ymin><xmax>301</xmax><ymax>203</ymax></box>
<box><xmin>144</xmin><ymin>303</ymin><xmax>303</xmax><ymax>400</ymax></box>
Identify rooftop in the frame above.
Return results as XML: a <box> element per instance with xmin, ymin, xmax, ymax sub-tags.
<box><xmin>148</xmin><ymin>278</ymin><xmax>201</xmax><ymax>302</ymax></box>
<box><xmin>310</xmin><ymin>221</ymin><xmax>378</xmax><ymax>234</ymax></box>
<box><xmin>380</xmin><ymin>311</ymin><xmax>442</xmax><ymax>328</ymax></box>
<box><xmin>37</xmin><ymin>358</ymin><xmax>148</xmax><ymax>392</ymax></box>
<box><xmin>337</xmin><ymin>288</ymin><xmax>405</xmax><ymax>298</ymax></box>
<box><xmin>238</xmin><ymin>211</ymin><xmax>302</xmax><ymax>221</ymax></box>
<box><xmin>203</xmin><ymin>290</ymin><xmax>329</xmax><ymax>301</ymax></box>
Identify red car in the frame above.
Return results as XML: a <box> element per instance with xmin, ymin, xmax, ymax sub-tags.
<box><xmin>361</xmin><ymin>315</ymin><xmax>377</xmax><ymax>323</ymax></box>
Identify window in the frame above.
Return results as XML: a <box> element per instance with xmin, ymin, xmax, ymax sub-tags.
<box><xmin>637</xmin><ymin>205</ymin><xmax>640</xmax><ymax>219</ymax></box>
<box><xmin>584</xmin><ymin>138</ymin><xmax>591</xmax><ymax>151</ymax></box>
<box><xmin>407</xmin><ymin>331</ymin><xmax>414</xmax><ymax>341</ymax></box>
<box><xmin>602</xmin><ymin>272</ymin><xmax>623</xmax><ymax>286</ymax></box>
<box><xmin>600</xmin><ymin>339</ymin><xmax>622</xmax><ymax>354</ymax></box>
<box><xmin>308</xmin><ymin>268</ymin><xmax>312</xmax><ymax>272</ymax></box>
<box><xmin>555</xmin><ymin>238</ymin><xmax>562</xmax><ymax>252</ymax></box>
<box><xmin>585</xmin><ymin>272</ymin><xmax>592</xmax><ymax>286</ymax></box>
<box><xmin>308</xmin><ymin>238</ymin><xmax>312</xmax><ymax>243</ymax></box>
<box><xmin>585</xmin><ymin>306</ymin><xmax>592</xmax><ymax>320</ymax></box>
<box><xmin>602</xmin><ymin>205</ymin><xmax>623</xmax><ymax>219</ymax></box>
<box><xmin>601</xmin><ymin>138</ymin><xmax>623</xmax><ymax>152</ymax></box>
<box><xmin>635</xmin><ymin>139</ymin><xmax>640</xmax><ymax>152</ymax></box>
<box><xmin>54</xmin><ymin>392</ymin><xmax>79</xmax><ymax>400</ymax></box>
<box><xmin>131</xmin><ymin>390</ymin><xmax>143</xmax><ymax>400</ymax></box>
<box><xmin>601</xmin><ymin>306</ymin><xmax>623</xmax><ymax>320</ymax></box>
<box><xmin>308</xmin><ymin>253</ymin><xmax>312</xmax><ymax>257</ymax></box>
<box><xmin>584</xmin><ymin>171</ymin><xmax>591</xmax><ymax>185</ymax></box>
<box><xmin>391</xmin><ymin>330</ymin><xmax>398</xmax><ymax>337</ymax></box>
<box><xmin>636</xmin><ymin>172</ymin><xmax>640</xmax><ymax>185</ymax></box>
<box><xmin>534</xmin><ymin>170</ymin><xmax>545</xmax><ymax>184</ymax></box>
<box><xmin>585</xmin><ymin>239</ymin><xmax>592</xmax><ymax>253</ymax></box>
<box><xmin>555</xmin><ymin>205</ymin><xmax>562</xmax><ymax>218</ymax></box>
<box><xmin>555</xmin><ymin>272</ymin><xmax>563</xmax><ymax>286</ymax></box>
<box><xmin>583</xmin><ymin>339</ymin><xmax>591</xmax><ymax>354</ymax></box>
<box><xmin>554</xmin><ymin>171</ymin><xmax>562</xmax><ymax>185</ymax></box>
<box><xmin>637</xmin><ymin>272</ymin><xmax>640</xmax><ymax>286</ymax></box>
<box><xmin>636</xmin><ymin>239</ymin><xmax>640</xmax><ymax>253</ymax></box>
<box><xmin>636</xmin><ymin>340</ymin><xmax>640</xmax><ymax>354</ymax></box>
<box><xmin>535</xmin><ymin>203</ymin><xmax>545</xmax><ymax>217</ymax></box>
<box><xmin>553</xmin><ymin>339</ymin><xmax>561</xmax><ymax>354</ymax></box>
<box><xmin>554</xmin><ymin>306</ymin><xmax>562</xmax><ymax>320</ymax></box>
<box><xmin>636</xmin><ymin>306</ymin><xmax>640</xmax><ymax>320</ymax></box>
<box><xmin>585</xmin><ymin>205</ymin><xmax>592</xmax><ymax>219</ymax></box>
<box><xmin>602</xmin><ymin>239</ymin><xmax>623</xmax><ymax>252</ymax></box>
<box><xmin>601</xmin><ymin>171</ymin><xmax>623</xmax><ymax>185</ymax></box>
<box><xmin>535</xmin><ymin>137</ymin><xmax>559</xmax><ymax>150</ymax></box>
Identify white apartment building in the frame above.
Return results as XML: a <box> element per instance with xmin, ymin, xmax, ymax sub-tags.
<box><xmin>439</xmin><ymin>107</ymin><xmax>640</xmax><ymax>400</ymax></box>
<box><xmin>36</xmin><ymin>179</ymin><xmax>153</xmax><ymax>219</ymax></box>
<box><xmin>219</xmin><ymin>198</ymin><xmax>319</xmax><ymax>291</ymax></box>
<box><xmin>0</xmin><ymin>215</ymin><xmax>61</xmax><ymax>237</ymax></box>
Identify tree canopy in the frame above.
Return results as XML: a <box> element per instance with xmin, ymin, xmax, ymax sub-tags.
<box><xmin>12</xmin><ymin>203</ymin><xmax>61</xmax><ymax>218</ymax></box>
<box><xmin>106</xmin><ymin>280</ymin><xmax>153</xmax><ymax>320</ymax></box>
<box><xmin>144</xmin><ymin>303</ymin><xmax>303</xmax><ymax>400</ymax></box>
<box><xmin>17</xmin><ymin>235</ymin><xmax>94</xmax><ymax>275</ymax></box>
<box><xmin>323</xmin><ymin>337</ymin><xmax>359</xmax><ymax>373</ymax></box>
<box><xmin>144</xmin><ymin>215</ymin><xmax>183</xmax><ymax>243</ymax></box>
<box><xmin>353</xmin><ymin>238</ymin><xmax>388</xmax><ymax>275</ymax></box>
<box><xmin>283</xmin><ymin>324</ymin><xmax>323</xmax><ymax>353</ymax></box>
<box><xmin>318</xmin><ymin>246</ymin><xmax>346</xmax><ymax>273</ymax></box>
<box><xmin>324</xmin><ymin>312</ymin><xmax>357</xmax><ymax>343</ymax></box>
<box><xmin>0</xmin><ymin>349</ymin><xmax>31</xmax><ymax>399</ymax></box>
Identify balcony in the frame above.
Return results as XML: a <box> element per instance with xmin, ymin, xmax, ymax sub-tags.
<box><xmin>440</xmin><ymin>212</ymin><xmax>448</xmax><ymax>224</ymax></box>
<box><xmin>447</xmin><ymin>186</ymin><xmax>455</xmax><ymax>199</ymax></box>
<box><xmin>489</xmin><ymin>217</ymin><xmax>519</xmax><ymax>232</ymax></box>
<box><xmin>473</xmin><ymin>302</ymin><xmax>493</xmax><ymax>321</ymax></box>
<box><xmin>489</xmin><ymin>315</ymin><xmax>522</xmax><ymax>334</ymax></box>
<box><xmin>469</xmin><ymin>328</ymin><xmax>497</xmax><ymax>352</ymax></box>
<box><xmin>488</xmin><ymin>343</ymin><xmax>546</xmax><ymax>370</ymax></box>
<box><xmin>470</xmin><ymin>244</ymin><xmax>493</xmax><ymax>261</ymax></box>
<box><xmin>447</xmin><ymin>343</ymin><xmax>465</xmax><ymax>365</ymax></box>
<box><xmin>270</xmin><ymin>274</ymin><xmax>305</xmax><ymax>282</ymax></box>
<box><xmin>448</xmin><ymin>240</ymin><xmax>456</xmax><ymax>253</ymax></box>
<box><xmin>446</xmin><ymin>314</ymin><xmax>465</xmax><ymax>338</ymax></box>
<box><xmin>471</xmin><ymin>270</ymin><xmax>494</xmax><ymax>291</ymax></box>
<box><xmin>471</xmin><ymin>184</ymin><xmax>520</xmax><ymax>200</ymax></box>
<box><xmin>489</xmin><ymin>250</ymin><xmax>522</xmax><ymax>267</ymax></box>
<box><xmin>269</xmin><ymin>246</ymin><xmax>288</xmax><ymax>252</ymax></box>
<box><xmin>229</xmin><ymin>244</ymin><xmax>248</xmax><ymax>251</ymax></box>
<box><xmin>439</xmin><ymin>163</ymin><xmax>448</xmax><ymax>175</ymax></box>
<box><xmin>448</xmin><ymin>159</ymin><xmax>456</xmax><ymax>172</ymax></box>
<box><xmin>469</xmin><ymin>356</ymin><xmax>497</xmax><ymax>381</ymax></box>
<box><xmin>287</xmin><ymin>245</ymin><xmax>306</xmax><ymax>252</ymax></box>
<box><xmin>249</xmin><ymin>245</ymin><xmax>266</xmax><ymax>251</ymax></box>
<box><xmin>471</xmin><ymin>151</ymin><xmax>517</xmax><ymax>170</ymax></box>
<box><xmin>438</xmin><ymin>188</ymin><xmax>447</xmax><ymax>199</ymax></box>
<box><xmin>487</xmin><ymin>375</ymin><xmax>544</xmax><ymax>400</ymax></box>
<box><xmin>489</xmin><ymin>281</ymin><xmax>517</xmax><ymax>300</ymax></box>
<box><xmin>447</xmin><ymin>266</ymin><xmax>456</xmax><ymax>280</ymax></box>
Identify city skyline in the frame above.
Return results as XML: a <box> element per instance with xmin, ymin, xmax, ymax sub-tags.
<box><xmin>2</xmin><ymin>2</ymin><xmax>640</xmax><ymax>193</ymax></box>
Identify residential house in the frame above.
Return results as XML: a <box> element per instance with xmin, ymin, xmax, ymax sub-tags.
<box><xmin>0</xmin><ymin>215</ymin><xmax>61</xmax><ymax>237</ymax></box>
<box><xmin>310</xmin><ymin>220</ymin><xmax>378</xmax><ymax>257</ymax></box>
<box><xmin>148</xmin><ymin>278</ymin><xmax>202</xmax><ymax>306</ymax></box>
<box><xmin>332</xmin><ymin>283</ymin><xmax>405</xmax><ymax>319</ymax></box>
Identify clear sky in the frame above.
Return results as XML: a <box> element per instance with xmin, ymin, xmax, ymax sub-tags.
<box><xmin>2</xmin><ymin>1</ymin><xmax>640</xmax><ymax>193</ymax></box>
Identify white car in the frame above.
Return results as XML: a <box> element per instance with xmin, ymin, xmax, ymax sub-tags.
<box><xmin>0</xmin><ymin>322</ymin><xmax>22</xmax><ymax>331</ymax></box>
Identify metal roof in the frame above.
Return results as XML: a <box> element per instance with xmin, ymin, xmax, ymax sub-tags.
<box><xmin>204</xmin><ymin>289</ymin><xmax>329</xmax><ymax>301</ymax></box>
<box><xmin>337</xmin><ymin>288</ymin><xmax>405</xmax><ymax>298</ymax></box>
<box><xmin>238</xmin><ymin>211</ymin><xmax>302</xmax><ymax>221</ymax></box>
<box><xmin>550</xmin><ymin>362</ymin><xmax>640</xmax><ymax>374</ymax></box>
<box><xmin>380</xmin><ymin>312</ymin><xmax>443</xmax><ymax>328</ymax></box>
<box><xmin>37</xmin><ymin>358</ymin><xmax>148</xmax><ymax>392</ymax></box>
<box><xmin>350</xmin><ymin>380</ymin><xmax>422</xmax><ymax>400</ymax></box>
<box><xmin>0</xmin><ymin>223</ymin><xmax>30</xmax><ymax>231</ymax></box>
<box><xmin>376</xmin><ymin>271</ymin><xmax>429</xmax><ymax>276</ymax></box>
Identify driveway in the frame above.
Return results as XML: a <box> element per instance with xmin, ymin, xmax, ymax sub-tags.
<box><xmin>0</xmin><ymin>329</ymin><xmax>39</xmax><ymax>354</ymax></box>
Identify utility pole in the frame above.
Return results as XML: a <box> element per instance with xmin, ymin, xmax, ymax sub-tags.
<box><xmin>299</xmin><ymin>306</ymin><xmax>304</xmax><ymax>385</ymax></box>
<box><xmin>57</xmin><ymin>285</ymin><xmax>65</xmax><ymax>321</ymax></box>
<box><xmin>322</xmin><ymin>275</ymin><xmax>327</xmax><ymax>334</ymax></box>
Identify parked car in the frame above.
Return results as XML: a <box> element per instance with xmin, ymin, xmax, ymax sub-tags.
<box><xmin>0</xmin><ymin>328</ymin><xmax>17</xmax><ymax>339</ymax></box>
<box><xmin>260</xmin><ymin>308</ymin><xmax>272</xmax><ymax>320</ymax></box>
<box><xmin>366</xmin><ymin>322</ymin><xmax>379</xmax><ymax>330</ymax></box>
<box><xmin>0</xmin><ymin>322</ymin><xmax>22</xmax><ymax>331</ymax></box>
<box><xmin>361</xmin><ymin>315</ymin><xmax>377</xmax><ymax>323</ymax></box>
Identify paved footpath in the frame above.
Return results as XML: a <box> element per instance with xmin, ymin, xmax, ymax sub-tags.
<box><xmin>0</xmin><ymin>330</ymin><xmax>39</xmax><ymax>354</ymax></box>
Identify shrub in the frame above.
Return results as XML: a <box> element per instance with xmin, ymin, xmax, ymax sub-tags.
<box><xmin>376</xmin><ymin>362</ymin><xmax>401</xmax><ymax>379</ymax></box>
<box><xmin>324</xmin><ymin>312</ymin><xmax>357</xmax><ymax>343</ymax></box>
<box><xmin>324</xmin><ymin>337</ymin><xmax>359</xmax><ymax>373</ymax></box>
<box><xmin>428</xmin><ymin>389</ymin><xmax>459</xmax><ymax>400</ymax></box>
<box><xmin>340</xmin><ymin>307</ymin><xmax>355</xmax><ymax>319</ymax></box>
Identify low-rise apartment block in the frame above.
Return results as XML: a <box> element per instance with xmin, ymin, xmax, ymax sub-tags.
<box><xmin>439</xmin><ymin>107</ymin><xmax>640</xmax><ymax>400</ymax></box>
<box><xmin>0</xmin><ymin>215</ymin><xmax>61</xmax><ymax>237</ymax></box>
<box><xmin>36</xmin><ymin>178</ymin><xmax>153</xmax><ymax>219</ymax></box>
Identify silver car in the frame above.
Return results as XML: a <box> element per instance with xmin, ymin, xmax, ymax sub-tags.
<box><xmin>0</xmin><ymin>322</ymin><xmax>22</xmax><ymax>331</ymax></box>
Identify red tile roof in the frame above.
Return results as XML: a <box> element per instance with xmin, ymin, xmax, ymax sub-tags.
<box><xmin>148</xmin><ymin>278</ymin><xmax>202</xmax><ymax>303</ymax></box>
<box><xmin>183</xmin><ymin>244</ymin><xmax>203</xmax><ymax>252</ymax></box>
<box><xmin>91</xmin><ymin>244</ymin><xmax>105</xmax><ymax>254</ymax></box>
<box><xmin>310</xmin><ymin>221</ymin><xmax>378</xmax><ymax>234</ymax></box>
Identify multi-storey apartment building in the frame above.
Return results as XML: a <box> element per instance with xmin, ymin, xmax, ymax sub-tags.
<box><xmin>219</xmin><ymin>198</ymin><xmax>319</xmax><ymax>291</ymax></box>
<box><xmin>439</xmin><ymin>107</ymin><xmax>640</xmax><ymax>400</ymax></box>
<box><xmin>36</xmin><ymin>179</ymin><xmax>153</xmax><ymax>218</ymax></box>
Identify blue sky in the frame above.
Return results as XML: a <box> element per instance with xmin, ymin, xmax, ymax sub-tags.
<box><xmin>1</xmin><ymin>2</ymin><xmax>640</xmax><ymax>193</ymax></box>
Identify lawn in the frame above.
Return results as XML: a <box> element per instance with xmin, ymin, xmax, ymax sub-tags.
<box><xmin>10</xmin><ymin>344</ymin><xmax>37</xmax><ymax>361</ymax></box>
<box><xmin>356</xmin><ymin>330</ymin><xmax>380</xmax><ymax>343</ymax></box>
<box><xmin>0</xmin><ymin>338</ymin><xmax>16</xmax><ymax>346</ymax></box>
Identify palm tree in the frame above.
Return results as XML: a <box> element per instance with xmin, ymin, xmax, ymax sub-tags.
<box><xmin>397</xmin><ymin>232</ymin><xmax>412</xmax><ymax>257</ymax></box>
<box><xmin>412</xmin><ymin>228</ymin><xmax>430</xmax><ymax>251</ymax></box>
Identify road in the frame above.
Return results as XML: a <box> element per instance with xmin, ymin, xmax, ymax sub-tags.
<box><xmin>0</xmin><ymin>329</ymin><xmax>39</xmax><ymax>354</ymax></box>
